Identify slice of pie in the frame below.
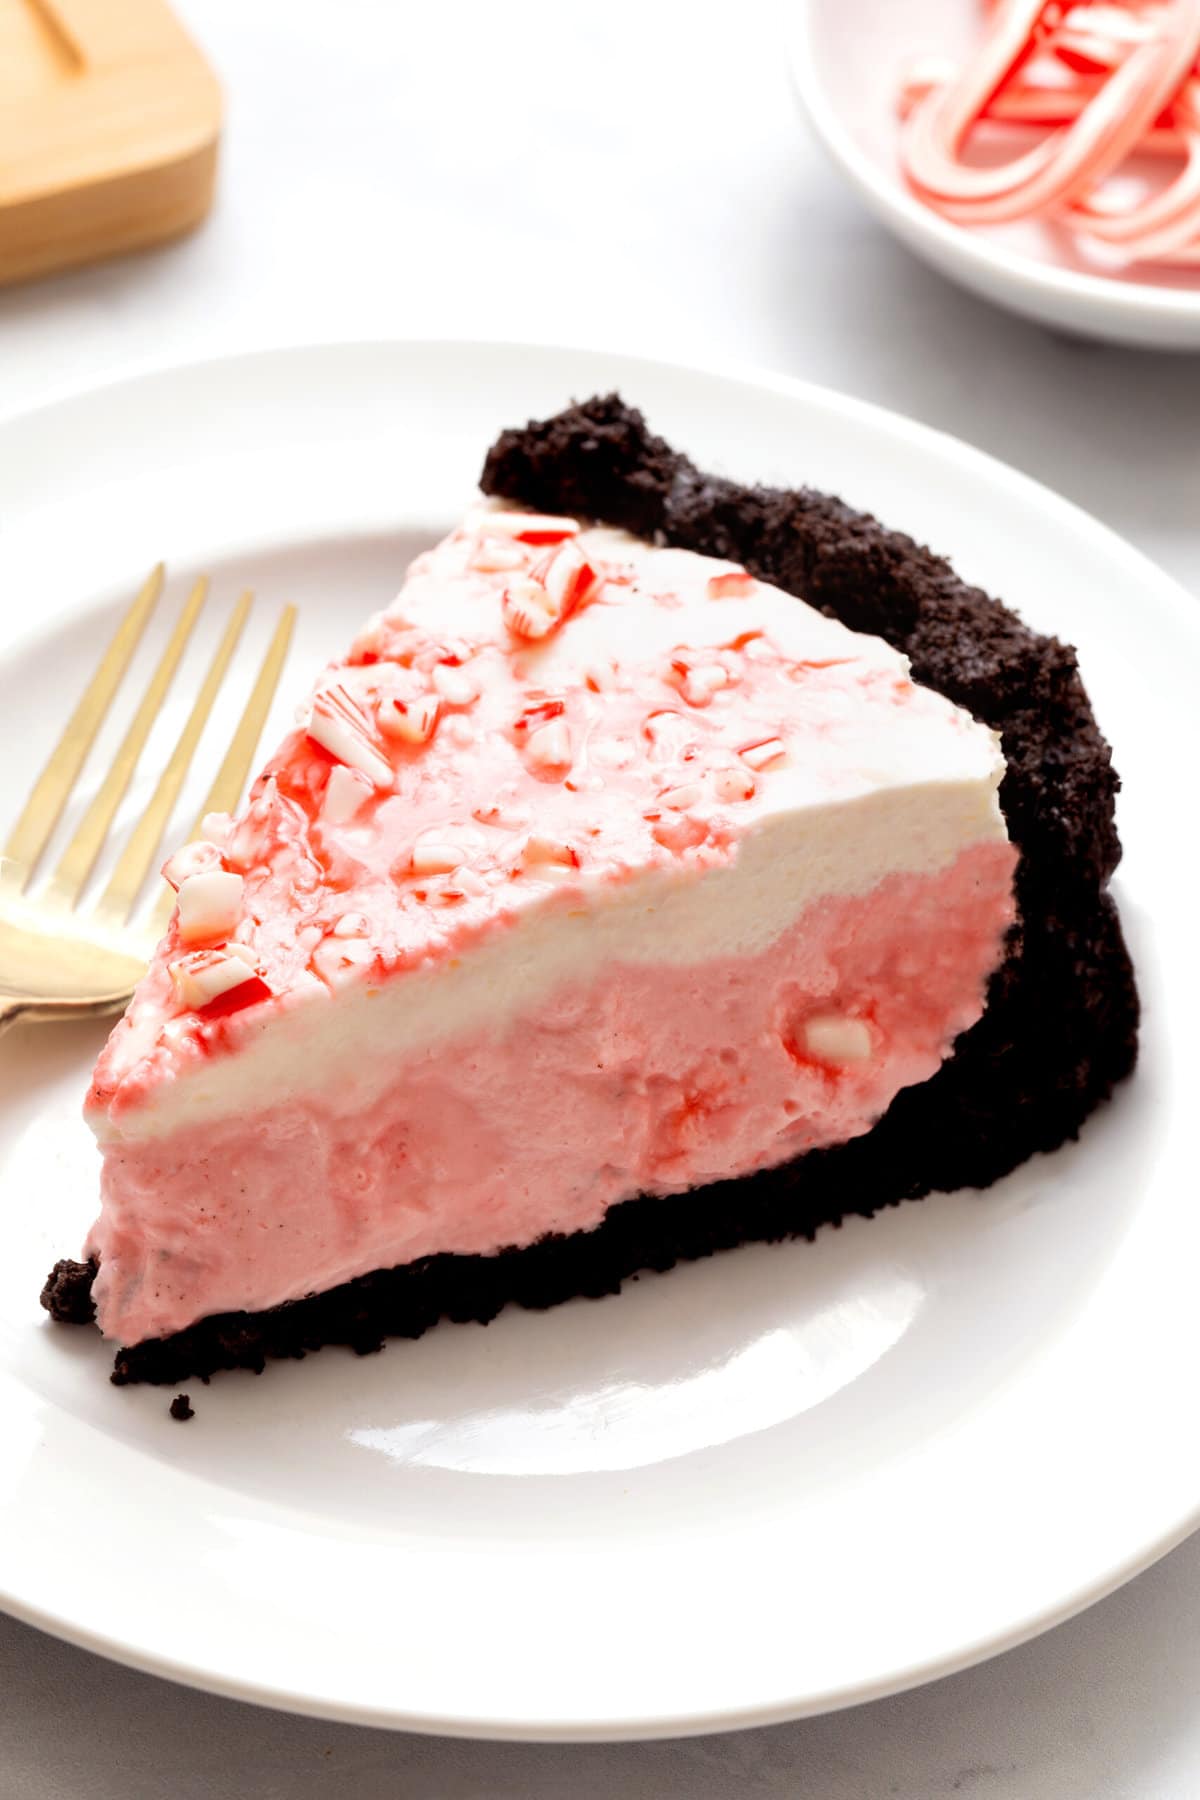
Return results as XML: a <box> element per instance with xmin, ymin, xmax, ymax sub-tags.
<box><xmin>43</xmin><ymin>397</ymin><xmax>1138</xmax><ymax>1385</ymax></box>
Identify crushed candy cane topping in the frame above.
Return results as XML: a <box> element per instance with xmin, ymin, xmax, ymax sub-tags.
<box><xmin>169</xmin><ymin>948</ymin><xmax>266</xmax><ymax>1012</ymax></box>
<box><xmin>124</xmin><ymin>506</ymin><xmax>961</xmax><ymax>1041</ymax></box>
<box><xmin>175</xmin><ymin>870</ymin><xmax>244</xmax><ymax>946</ymax></box>
<box><xmin>306</xmin><ymin>683</ymin><xmax>392</xmax><ymax>786</ymax></box>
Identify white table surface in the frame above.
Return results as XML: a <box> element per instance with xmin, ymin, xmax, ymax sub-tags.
<box><xmin>3</xmin><ymin>3</ymin><xmax>1198</xmax><ymax>1794</ymax></box>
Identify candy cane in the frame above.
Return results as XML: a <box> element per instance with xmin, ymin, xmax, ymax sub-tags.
<box><xmin>904</xmin><ymin>0</ymin><xmax>1200</xmax><ymax>221</ymax></box>
<box><xmin>897</xmin><ymin>0</ymin><xmax>1200</xmax><ymax>264</ymax></box>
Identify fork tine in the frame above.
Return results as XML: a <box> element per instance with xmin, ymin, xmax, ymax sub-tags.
<box><xmin>0</xmin><ymin>564</ymin><xmax>164</xmax><ymax>894</ymax></box>
<box><xmin>185</xmin><ymin>602</ymin><xmax>296</xmax><ymax>835</ymax></box>
<box><xmin>43</xmin><ymin>577</ymin><xmax>209</xmax><ymax>910</ymax></box>
<box><xmin>148</xmin><ymin>603</ymin><xmax>296</xmax><ymax>936</ymax></box>
<box><xmin>94</xmin><ymin>589</ymin><xmax>253</xmax><ymax>929</ymax></box>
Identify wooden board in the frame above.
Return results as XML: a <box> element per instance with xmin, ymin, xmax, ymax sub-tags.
<box><xmin>0</xmin><ymin>0</ymin><xmax>221</xmax><ymax>286</ymax></box>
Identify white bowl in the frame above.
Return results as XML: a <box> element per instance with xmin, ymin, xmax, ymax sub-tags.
<box><xmin>789</xmin><ymin>0</ymin><xmax>1200</xmax><ymax>350</ymax></box>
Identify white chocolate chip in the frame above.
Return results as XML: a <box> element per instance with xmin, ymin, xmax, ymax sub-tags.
<box><xmin>740</xmin><ymin>736</ymin><xmax>788</xmax><ymax>772</ymax></box>
<box><xmin>176</xmin><ymin>870</ymin><xmax>244</xmax><ymax>947</ymax></box>
<box><xmin>350</xmin><ymin>613</ymin><xmax>389</xmax><ymax>658</ymax></box>
<box><xmin>713</xmin><ymin>767</ymin><xmax>756</xmax><ymax>803</ymax></box>
<box><xmin>288</xmin><ymin>969</ymin><xmax>328</xmax><ymax>1002</ymax></box>
<box><xmin>526</xmin><ymin>717</ymin><xmax>572</xmax><ymax>770</ymax></box>
<box><xmin>453</xmin><ymin>866</ymin><xmax>489</xmax><ymax>896</ymax></box>
<box><xmin>473</xmin><ymin>799</ymin><xmax>530</xmax><ymax>829</ymax></box>
<box><xmin>379</xmin><ymin>693</ymin><xmax>441</xmax><ymax>745</ymax></box>
<box><xmin>743</xmin><ymin>638</ymin><xmax>776</xmax><ymax>663</ymax></box>
<box><xmin>410</xmin><ymin>826</ymin><xmax>483</xmax><ymax>876</ymax></box>
<box><xmin>643</xmin><ymin>709</ymin><xmax>697</xmax><ymax>763</ymax></box>
<box><xmin>683</xmin><ymin>665</ymin><xmax>728</xmax><ymax>705</ymax></box>
<box><xmin>411</xmin><ymin>839</ymin><xmax>461</xmax><ymax>875</ymax></box>
<box><xmin>200</xmin><ymin>812</ymin><xmax>233</xmax><ymax>849</ymax></box>
<box><xmin>159</xmin><ymin>1017</ymin><xmax>195</xmax><ymax>1050</ymax></box>
<box><xmin>590</xmin><ymin>739</ymin><xmax>635</xmax><ymax>770</ymax></box>
<box><xmin>661</xmin><ymin>783</ymin><xmax>703</xmax><ymax>811</ymax></box>
<box><xmin>332</xmin><ymin>911</ymin><xmax>371</xmax><ymax>938</ymax></box>
<box><xmin>470</xmin><ymin>538</ymin><xmax>528</xmax><ymax>573</ymax></box>
<box><xmin>311</xmin><ymin>935</ymin><xmax>376</xmax><ymax>989</ymax></box>
<box><xmin>443</xmin><ymin>714</ymin><xmax>475</xmax><ymax>748</ymax></box>
<box><xmin>162</xmin><ymin>840</ymin><xmax>223</xmax><ymax>892</ymax></box>
<box><xmin>522</xmin><ymin>834</ymin><xmax>577</xmax><ymax>867</ymax></box>
<box><xmin>432</xmin><ymin>663</ymin><xmax>476</xmax><ymax>706</ymax></box>
<box><xmin>321</xmin><ymin>764</ymin><xmax>373</xmax><ymax>825</ymax></box>
<box><xmin>804</xmin><ymin>1016</ymin><xmax>873</xmax><ymax>1065</ymax></box>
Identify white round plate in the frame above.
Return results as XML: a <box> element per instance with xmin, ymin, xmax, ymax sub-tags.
<box><xmin>0</xmin><ymin>340</ymin><xmax>1196</xmax><ymax>1741</ymax></box>
<box><xmin>789</xmin><ymin>0</ymin><xmax>1200</xmax><ymax>349</ymax></box>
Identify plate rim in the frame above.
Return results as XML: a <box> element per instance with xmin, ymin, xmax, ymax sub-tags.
<box><xmin>1</xmin><ymin>1500</ymin><xmax>1198</xmax><ymax>1744</ymax></box>
<box><xmin>1</xmin><ymin>334</ymin><xmax>1197</xmax><ymax>1741</ymax></box>
<box><xmin>786</xmin><ymin>0</ymin><xmax>1200</xmax><ymax>341</ymax></box>
<box><xmin>4</xmin><ymin>329</ymin><xmax>1199</xmax><ymax>632</ymax></box>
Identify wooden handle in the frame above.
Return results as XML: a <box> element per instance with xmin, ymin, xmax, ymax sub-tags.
<box><xmin>23</xmin><ymin>0</ymin><xmax>199</xmax><ymax>68</ymax></box>
<box><xmin>0</xmin><ymin>0</ymin><xmax>222</xmax><ymax>286</ymax></box>
<box><xmin>21</xmin><ymin>0</ymin><xmax>85</xmax><ymax>68</ymax></box>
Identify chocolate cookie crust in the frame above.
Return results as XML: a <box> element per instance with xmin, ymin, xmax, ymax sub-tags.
<box><xmin>44</xmin><ymin>395</ymin><xmax>1138</xmax><ymax>1386</ymax></box>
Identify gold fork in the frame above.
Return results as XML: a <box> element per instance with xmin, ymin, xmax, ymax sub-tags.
<box><xmin>0</xmin><ymin>568</ymin><xmax>295</xmax><ymax>1033</ymax></box>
